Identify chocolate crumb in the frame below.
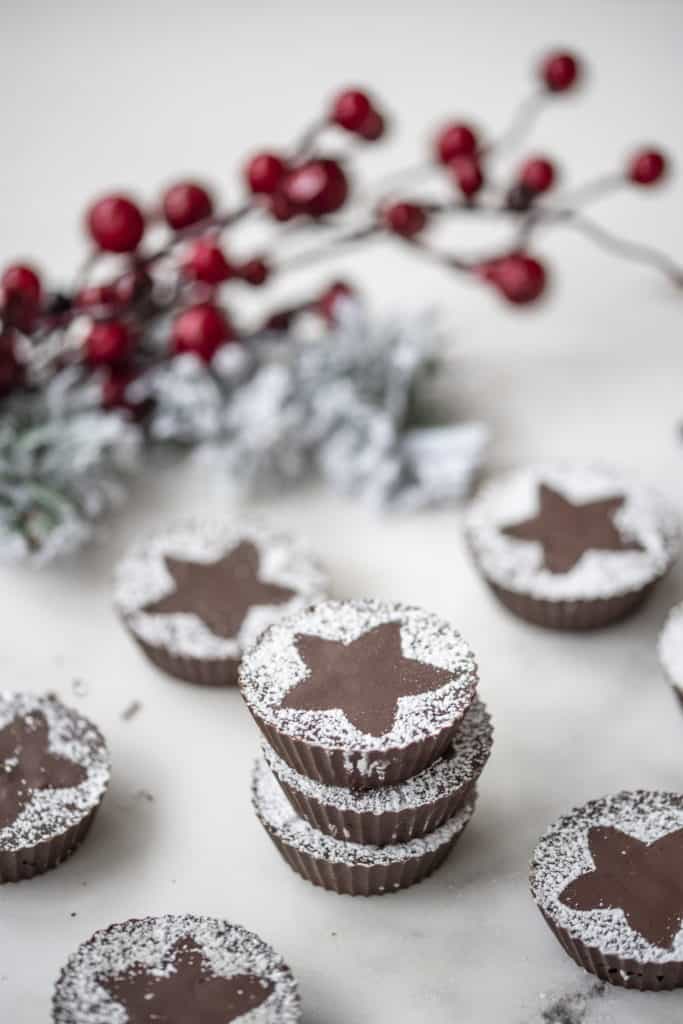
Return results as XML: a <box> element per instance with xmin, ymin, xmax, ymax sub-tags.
<box><xmin>121</xmin><ymin>700</ymin><xmax>142</xmax><ymax>721</ymax></box>
<box><xmin>538</xmin><ymin>983</ymin><xmax>605</xmax><ymax>1024</ymax></box>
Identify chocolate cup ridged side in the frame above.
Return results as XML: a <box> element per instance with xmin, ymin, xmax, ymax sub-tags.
<box><xmin>485</xmin><ymin>580</ymin><xmax>655</xmax><ymax>631</ymax></box>
<box><xmin>539</xmin><ymin>910</ymin><xmax>683</xmax><ymax>992</ymax></box>
<box><xmin>274</xmin><ymin>772</ymin><xmax>475</xmax><ymax>844</ymax></box>
<box><xmin>262</xmin><ymin>820</ymin><xmax>469</xmax><ymax>896</ymax></box>
<box><xmin>128</xmin><ymin>630</ymin><xmax>240</xmax><ymax>687</ymax></box>
<box><xmin>0</xmin><ymin>806</ymin><xmax>99</xmax><ymax>884</ymax></box>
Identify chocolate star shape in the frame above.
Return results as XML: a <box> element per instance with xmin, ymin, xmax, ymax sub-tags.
<box><xmin>280</xmin><ymin>621</ymin><xmax>453</xmax><ymax>737</ymax></box>
<box><xmin>99</xmin><ymin>938</ymin><xmax>274</xmax><ymax>1023</ymax></box>
<box><xmin>142</xmin><ymin>541</ymin><xmax>296</xmax><ymax>639</ymax></box>
<box><xmin>559</xmin><ymin>825</ymin><xmax>683</xmax><ymax>949</ymax></box>
<box><xmin>501</xmin><ymin>484</ymin><xmax>642</xmax><ymax>574</ymax></box>
<box><xmin>0</xmin><ymin>711</ymin><xmax>85</xmax><ymax>829</ymax></box>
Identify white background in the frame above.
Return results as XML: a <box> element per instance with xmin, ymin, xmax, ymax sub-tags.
<box><xmin>2</xmin><ymin>2</ymin><xmax>683</xmax><ymax>1021</ymax></box>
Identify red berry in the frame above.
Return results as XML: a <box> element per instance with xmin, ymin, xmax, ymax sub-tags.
<box><xmin>182</xmin><ymin>238</ymin><xmax>232</xmax><ymax>285</ymax></box>
<box><xmin>519</xmin><ymin>157</ymin><xmax>556</xmax><ymax>193</ymax></box>
<box><xmin>450</xmin><ymin>155</ymin><xmax>484</xmax><ymax>198</ymax></box>
<box><xmin>357</xmin><ymin>109</ymin><xmax>386</xmax><ymax>141</ymax></box>
<box><xmin>436</xmin><ymin>123</ymin><xmax>478</xmax><ymax>165</ymax></box>
<box><xmin>171</xmin><ymin>303</ymin><xmax>234</xmax><ymax>362</ymax></box>
<box><xmin>0</xmin><ymin>331</ymin><xmax>22</xmax><ymax>396</ymax></box>
<box><xmin>101</xmin><ymin>367</ymin><xmax>136</xmax><ymax>410</ymax></box>
<box><xmin>331</xmin><ymin>89</ymin><xmax>373</xmax><ymax>132</ymax></box>
<box><xmin>540</xmin><ymin>51</ymin><xmax>580</xmax><ymax>92</ymax></box>
<box><xmin>268</xmin><ymin>193</ymin><xmax>297</xmax><ymax>221</ymax></box>
<box><xmin>628</xmin><ymin>149</ymin><xmax>667</xmax><ymax>186</ymax></box>
<box><xmin>246</xmin><ymin>153</ymin><xmax>288</xmax><ymax>195</ymax></box>
<box><xmin>238</xmin><ymin>258</ymin><xmax>270</xmax><ymax>286</ymax></box>
<box><xmin>283</xmin><ymin>159</ymin><xmax>349</xmax><ymax>217</ymax></box>
<box><xmin>75</xmin><ymin>284</ymin><xmax>118</xmax><ymax>309</ymax></box>
<box><xmin>163</xmin><ymin>182</ymin><xmax>213</xmax><ymax>230</ymax></box>
<box><xmin>487</xmin><ymin>254</ymin><xmax>547</xmax><ymax>305</ymax></box>
<box><xmin>85</xmin><ymin>321</ymin><xmax>134</xmax><ymax>365</ymax></box>
<box><xmin>383</xmin><ymin>202</ymin><xmax>428</xmax><ymax>238</ymax></box>
<box><xmin>86</xmin><ymin>195</ymin><xmax>145</xmax><ymax>253</ymax></box>
<box><xmin>264</xmin><ymin>310</ymin><xmax>294</xmax><ymax>332</ymax></box>
<box><xmin>1</xmin><ymin>264</ymin><xmax>42</xmax><ymax>307</ymax></box>
<box><xmin>318</xmin><ymin>281</ymin><xmax>354</xmax><ymax>323</ymax></box>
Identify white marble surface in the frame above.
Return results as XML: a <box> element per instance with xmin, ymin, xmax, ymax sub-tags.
<box><xmin>2</xmin><ymin>2</ymin><xmax>683</xmax><ymax>1021</ymax></box>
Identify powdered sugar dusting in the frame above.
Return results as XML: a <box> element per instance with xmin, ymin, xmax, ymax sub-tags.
<box><xmin>263</xmin><ymin>698</ymin><xmax>491</xmax><ymax>814</ymax></box>
<box><xmin>530</xmin><ymin>790</ymin><xmax>683</xmax><ymax>964</ymax></box>
<box><xmin>0</xmin><ymin>692</ymin><xmax>109</xmax><ymax>852</ymax></box>
<box><xmin>114</xmin><ymin>520</ymin><xmax>327</xmax><ymax>659</ymax></box>
<box><xmin>466</xmin><ymin>464</ymin><xmax>679</xmax><ymax>601</ymax></box>
<box><xmin>659</xmin><ymin>602</ymin><xmax>683</xmax><ymax>690</ymax></box>
<box><xmin>252</xmin><ymin>756</ymin><xmax>475</xmax><ymax>867</ymax></box>
<box><xmin>239</xmin><ymin>599</ymin><xmax>478</xmax><ymax>751</ymax></box>
<box><xmin>53</xmin><ymin>914</ymin><xmax>301</xmax><ymax>1023</ymax></box>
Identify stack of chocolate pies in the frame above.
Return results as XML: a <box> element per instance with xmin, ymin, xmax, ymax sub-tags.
<box><xmin>240</xmin><ymin>598</ymin><xmax>492</xmax><ymax>896</ymax></box>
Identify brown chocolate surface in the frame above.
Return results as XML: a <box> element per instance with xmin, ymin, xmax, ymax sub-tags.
<box><xmin>281</xmin><ymin>622</ymin><xmax>453</xmax><ymax>737</ymax></box>
<box><xmin>502</xmin><ymin>484</ymin><xmax>642</xmax><ymax>574</ymax></box>
<box><xmin>100</xmin><ymin>938</ymin><xmax>274</xmax><ymax>1022</ymax></box>
<box><xmin>559</xmin><ymin>825</ymin><xmax>683</xmax><ymax>950</ymax></box>
<box><xmin>141</xmin><ymin>541</ymin><xmax>296</xmax><ymax>639</ymax></box>
<box><xmin>0</xmin><ymin>711</ymin><xmax>85</xmax><ymax>829</ymax></box>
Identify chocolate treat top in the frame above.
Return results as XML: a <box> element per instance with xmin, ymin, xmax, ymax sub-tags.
<box><xmin>53</xmin><ymin>915</ymin><xmax>301</xmax><ymax>1024</ymax></box>
<box><xmin>252</xmin><ymin>756</ymin><xmax>475</xmax><ymax>867</ymax></box>
<box><xmin>0</xmin><ymin>692</ymin><xmax>109</xmax><ymax>853</ymax></box>
<box><xmin>239</xmin><ymin>599</ymin><xmax>478</xmax><ymax>752</ymax></box>
<box><xmin>530</xmin><ymin>790</ymin><xmax>683</xmax><ymax>964</ymax></box>
<box><xmin>659</xmin><ymin>601</ymin><xmax>683</xmax><ymax>692</ymax></box>
<box><xmin>263</xmin><ymin>698</ymin><xmax>492</xmax><ymax>815</ymax></box>
<box><xmin>114</xmin><ymin>521</ymin><xmax>327</xmax><ymax>660</ymax></box>
<box><xmin>466</xmin><ymin>464</ymin><xmax>678</xmax><ymax>601</ymax></box>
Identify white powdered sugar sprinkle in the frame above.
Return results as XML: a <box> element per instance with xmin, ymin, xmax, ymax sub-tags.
<box><xmin>465</xmin><ymin>463</ymin><xmax>679</xmax><ymax>601</ymax></box>
<box><xmin>252</xmin><ymin>757</ymin><xmax>475</xmax><ymax>867</ymax></box>
<box><xmin>0</xmin><ymin>692</ymin><xmax>109</xmax><ymax>852</ymax></box>
<box><xmin>239</xmin><ymin>599</ymin><xmax>479</xmax><ymax>752</ymax></box>
<box><xmin>659</xmin><ymin>602</ymin><xmax>683</xmax><ymax>690</ymax></box>
<box><xmin>114</xmin><ymin>520</ymin><xmax>327</xmax><ymax>660</ymax></box>
<box><xmin>53</xmin><ymin>914</ymin><xmax>301</xmax><ymax>1023</ymax></box>
<box><xmin>263</xmin><ymin>698</ymin><xmax>492</xmax><ymax>814</ymax></box>
<box><xmin>530</xmin><ymin>790</ymin><xmax>683</xmax><ymax>964</ymax></box>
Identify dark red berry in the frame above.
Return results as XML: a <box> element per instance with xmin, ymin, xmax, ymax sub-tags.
<box><xmin>540</xmin><ymin>51</ymin><xmax>580</xmax><ymax>92</ymax></box>
<box><xmin>331</xmin><ymin>89</ymin><xmax>373</xmax><ymax>132</ymax></box>
<box><xmin>436</xmin><ymin>123</ymin><xmax>478</xmax><ymax>165</ymax></box>
<box><xmin>101</xmin><ymin>367</ymin><xmax>136</xmax><ymax>409</ymax></box>
<box><xmin>246</xmin><ymin>153</ymin><xmax>289</xmax><ymax>195</ymax></box>
<box><xmin>282</xmin><ymin>159</ymin><xmax>349</xmax><ymax>217</ymax></box>
<box><xmin>317</xmin><ymin>281</ymin><xmax>354</xmax><ymax>323</ymax></box>
<box><xmin>75</xmin><ymin>284</ymin><xmax>118</xmax><ymax>309</ymax></box>
<box><xmin>182</xmin><ymin>238</ymin><xmax>232</xmax><ymax>285</ymax></box>
<box><xmin>268</xmin><ymin>193</ymin><xmax>297</xmax><ymax>222</ymax></box>
<box><xmin>487</xmin><ymin>253</ymin><xmax>547</xmax><ymax>305</ymax></box>
<box><xmin>519</xmin><ymin>157</ymin><xmax>556</xmax><ymax>193</ymax></box>
<box><xmin>85</xmin><ymin>321</ymin><xmax>134</xmax><ymax>365</ymax></box>
<box><xmin>0</xmin><ymin>331</ymin><xmax>23</xmax><ymax>396</ymax></box>
<box><xmin>171</xmin><ymin>303</ymin><xmax>234</xmax><ymax>362</ymax></box>
<box><xmin>163</xmin><ymin>182</ymin><xmax>213</xmax><ymax>230</ymax></box>
<box><xmin>628</xmin><ymin>149</ymin><xmax>667</xmax><ymax>186</ymax></box>
<box><xmin>450</xmin><ymin>155</ymin><xmax>484</xmax><ymax>198</ymax></box>
<box><xmin>264</xmin><ymin>310</ymin><xmax>294</xmax><ymax>332</ymax></box>
<box><xmin>86</xmin><ymin>195</ymin><xmax>145</xmax><ymax>253</ymax></box>
<box><xmin>1</xmin><ymin>264</ymin><xmax>42</xmax><ymax>307</ymax></box>
<box><xmin>383</xmin><ymin>202</ymin><xmax>428</xmax><ymax>238</ymax></box>
<box><xmin>238</xmin><ymin>258</ymin><xmax>270</xmax><ymax>286</ymax></box>
<box><xmin>357</xmin><ymin>109</ymin><xmax>385</xmax><ymax>141</ymax></box>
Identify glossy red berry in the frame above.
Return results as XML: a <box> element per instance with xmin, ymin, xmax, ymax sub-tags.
<box><xmin>282</xmin><ymin>159</ymin><xmax>349</xmax><ymax>217</ymax></box>
<box><xmin>163</xmin><ymin>182</ymin><xmax>213</xmax><ymax>230</ymax></box>
<box><xmin>182</xmin><ymin>238</ymin><xmax>232</xmax><ymax>285</ymax></box>
<box><xmin>487</xmin><ymin>254</ymin><xmax>547</xmax><ymax>305</ymax></box>
<box><xmin>246</xmin><ymin>153</ymin><xmax>288</xmax><ymax>195</ymax></box>
<box><xmin>436</xmin><ymin>123</ymin><xmax>478</xmax><ymax>165</ymax></box>
<box><xmin>85</xmin><ymin>320</ymin><xmax>134</xmax><ymax>365</ymax></box>
<box><xmin>357</xmin><ymin>109</ymin><xmax>386</xmax><ymax>141</ymax></box>
<box><xmin>519</xmin><ymin>157</ymin><xmax>556</xmax><ymax>193</ymax></box>
<box><xmin>317</xmin><ymin>281</ymin><xmax>354</xmax><ymax>323</ymax></box>
<box><xmin>171</xmin><ymin>303</ymin><xmax>234</xmax><ymax>362</ymax></box>
<box><xmin>86</xmin><ymin>195</ymin><xmax>145</xmax><ymax>253</ymax></box>
<box><xmin>1</xmin><ymin>264</ymin><xmax>42</xmax><ymax>307</ymax></box>
<box><xmin>540</xmin><ymin>51</ymin><xmax>580</xmax><ymax>92</ymax></box>
<box><xmin>331</xmin><ymin>89</ymin><xmax>373</xmax><ymax>131</ymax></box>
<box><xmin>450</xmin><ymin>155</ymin><xmax>484</xmax><ymax>198</ymax></box>
<box><xmin>628</xmin><ymin>149</ymin><xmax>667</xmax><ymax>186</ymax></box>
<box><xmin>238</xmin><ymin>258</ymin><xmax>270</xmax><ymax>286</ymax></box>
<box><xmin>383</xmin><ymin>202</ymin><xmax>428</xmax><ymax>238</ymax></box>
